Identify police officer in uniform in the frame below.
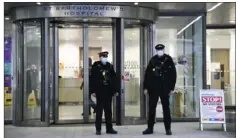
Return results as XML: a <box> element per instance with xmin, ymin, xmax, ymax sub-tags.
<box><xmin>91</xmin><ymin>51</ymin><xmax>118</xmax><ymax>135</ymax></box>
<box><xmin>143</xmin><ymin>44</ymin><xmax>177</xmax><ymax>135</ymax></box>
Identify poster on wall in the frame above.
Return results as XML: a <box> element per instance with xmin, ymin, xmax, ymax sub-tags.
<box><xmin>4</xmin><ymin>36</ymin><xmax>12</xmax><ymax>105</ymax></box>
<box><xmin>199</xmin><ymin>89</ymin><xmax>226</xmax><ymax>131</ymax></box>
<box><xmin>4</xmin><ymin>36</ymin><xmax>11</xmax><ymax>88</ymax></box>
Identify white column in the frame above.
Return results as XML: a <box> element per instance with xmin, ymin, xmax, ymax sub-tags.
<box><xmin>206</xmin><ymin>45</ymin><xmax>211</xmax><ymax>86</ymax></box>
<box><xmin>229</xmin><ymin>30</ymin><xmax>235</xmax><ymax>105</ymax></box>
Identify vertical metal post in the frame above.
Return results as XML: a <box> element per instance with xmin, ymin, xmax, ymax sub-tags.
<box><xmin>42</xmin><ymin>18</ymin><xmax>50</xmax><ymax>124</ymax></box>
<box><xmin>112</xmin><ymin>20</ymin><xmax>117</xmax><ymax>121</ymax></box>
<box><xmin>53</xmin><ymin>24</ymin><xmax>59</xmax><ymax>123</ymax></box>
<box><xmin>140</xmin><ymin>26</ymin><xmax>145</xmax><ymax>118</ymax></box>
<box><xmin>23</xmin><ymin>22</ymin><xmax>27</xmax><ymax>121</ymax></box>
<box><xmin>115</xmin><ymin>18</ymin><xmax>124</xmax><ymax>125</ymax></box>
<box><xmin>83</xmin><ymin>24</ymin><xmax>89</xmax><ymax>122</ymax></box>
<box><xmin>148</xmin><ymin>24</ymin><xmax>155</xmax><ymax>121</ymax></box>
<box><xmin>144</xmin><ymin>26</ymin><xmax>149</xmax><ymax>118</ymax></box>
<box><xmin>202</xmin><ymin>14</ymin><xmax>207</xmax><ymax>89</ymax></box>
<box><xmin>192</xmin><ymin>24</ymin><xmax>196</xmax><ymax>112</ymax></box>
<box><xmin>12</xmin><ymin>23</ymin><xmax>18</xmax><ymax>124</ymax></box>
<box><xmin>183</xmin><ymin>31</ymin><xmax>186</xmax><ymax>116</ymax></box>
<box><xmin>222</xmin><ymin>123</ymin><xmax>227</xmax><ymax>131</ymax></box>
<box><xmin>18</xmin><ymin>22</ymin><xmax>24</xmax><ymax>124</ymax></box>
<box><xmin>112</xmin><ymin>20</ymin><xmax>117</xmax><ymax>68</ymax></box>
<box><xmin>151</xmin><ymin>24</ymin><xmax>156</xmax><ymax>56</ymax></box>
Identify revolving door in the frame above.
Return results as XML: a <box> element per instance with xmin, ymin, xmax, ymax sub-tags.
<box><xmin>11</xmin><ymin>4</ymin><xmax>157</xmax><ymax>126</ymax></box>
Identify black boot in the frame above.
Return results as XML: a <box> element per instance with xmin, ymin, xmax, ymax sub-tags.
<box><xmin>142</xmin><ymin>128</ymin><xmax>153</xmax><ymax>135</ymax></box>
<box><xmin>166</xmin><ymin>129</ymin><xmax>172</xmax><ymax>135</ymax></box>
<box><xmin>106</xmin><ymin>128</ymin><xmax>118</xmax><ymax>134</ymax></box>
<box><xmin>96</xmin><ymin>130</ymin><xmax>101</xmax><ymax>135</ymax></box>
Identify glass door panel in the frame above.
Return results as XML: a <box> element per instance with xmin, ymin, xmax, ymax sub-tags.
<box><xmin>206</xmin><ymin>29</ymin><xmax>236</xmax><ymax>106</ymax></box>
<box><xmin>124</xmin><ymin>26</ymin><xmax>141</xmax><ymax>117</ymax></box>
<box><xmin>23</xmin><ymin>21</ymin><xmax>42</xmax><ymax>120</ymax></box>
<box><xmin>87</xmin><ymin>25</ymin><xmax>113</xmax><ymax>121</ymax></box>
<box><xmin>57</xmin><ymin>25</ymin><xmax>83</xmax><ymax>120</ymax></box>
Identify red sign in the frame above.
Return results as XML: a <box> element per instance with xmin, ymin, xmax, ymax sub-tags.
<box><xmin>216</xmin><ymin>106</ymin><xmax>223</xmax><ymax>112</ymax></box>
<box><xmin>201</xmin><ymin>96</ymin><xmax>223</xmax><ymax>102</ymax></box>
<box><xmin>216</xmin><ymin>118</ymin><xmax>224</xmax><ymax>121</ymax></box>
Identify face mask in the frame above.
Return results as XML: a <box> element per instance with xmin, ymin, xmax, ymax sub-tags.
<box><xmin>157</xmin><ymin>50</ymin><xmax>164</xmax><ymax>57</ymax></box>
<box><xmin>101</xmin><ymin>57</ymin><xmax>108</xmax><ymax>64</ymax></box>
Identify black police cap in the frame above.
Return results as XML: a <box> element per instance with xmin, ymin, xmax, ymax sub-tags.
<box><xmin>155</xmin><ymin>44</ymin><xmax>165</xmax><ymax>50</ymax></box>
<box><xmin>98</xmin><ymin>51</ymin><xmax>109</xmax><ymax>57</ymax></box>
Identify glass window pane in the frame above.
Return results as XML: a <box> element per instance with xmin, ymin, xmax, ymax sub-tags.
<box><xmin>23</xmin><ymin>22</ymin><xmax>42</xmax><ymax>120</ymax></box>
<box><xmin>156</xmin><ymin>16</ymin><xmax>203</xmax><ymax>118</ymax></box>
<box><xmin>206</xmin><ymin>29</ymin><xmax>236</xmax><ymax>106</ymax></box>
<box><xmin>4</xmin><ymin>20</ymin><xmax>13</xmax><ymax>121</ymax></box>
<box><xmin>4</xmin><ymin>36</ymin><xmax>13</xmax><ymax>120</ymax></box>
<box><xmin>124</xmin><ymin>25</ymin><xmax>140</xmax><ymax>117</ymax></box>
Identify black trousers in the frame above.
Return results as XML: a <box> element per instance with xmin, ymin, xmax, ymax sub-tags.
<box><xmin>95</xmin><ymin>93</ymin><xmax>113</xmax><ymax>131</ymax></box>
<box><xmin>148</xmin><ymin>92</ymin><xmax>171</xmax><ymax>131</ymax></box>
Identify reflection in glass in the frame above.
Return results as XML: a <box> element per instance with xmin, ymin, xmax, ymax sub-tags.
<box><xmin>156</xmin><ymin>16</ymin><xmax>203</xmax><ymax>118</ymax></box>
<box><xmin>124</xmin><ymin>27</ymin><xmax>140</xmax><ymax>117</ymax></box>
<box><xmin>49</xmin><ymin>27</ymin><xmax>54</xmax><ymax>121</ymax></box>
<box><xmin>23</xmin><ymin>23</ymin><xmax>42</xmax><ymax>120</ymax></box>
<box><xmin>206</xmin><ymin>29</ymin><xmax>236</xmax><ymax>106</ymax></box>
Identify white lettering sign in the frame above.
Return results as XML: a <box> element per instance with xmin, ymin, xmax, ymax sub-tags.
<box><xmin>200</xmin><ymin>89</ymin><xmax>226</xmax><ymax>124</ymax></box>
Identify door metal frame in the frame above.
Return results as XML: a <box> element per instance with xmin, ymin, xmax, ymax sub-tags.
<box><xmin>83</xmin><ymin>23</ymin><xmax>89</xmax><ymax>122</ymax></box>
<box><xmin>139</xmin><ymin>25</ymin><xmax>146</xmax><ymax>119</ymax></box>
<box><xmin>112</xmin><ymin>20</ymin><xmax>117</xmax><ymax>121</ymax></box>
<box><xmin>42</xmin><ymin>18</ymin><xmax>50</xmax><ymax>125</ymax></box>
<box><xmin>115</xmin><ymin>18</ymin><xmax>125</xmax><ymax>125</ymax></box>
<box><xmin>12</xmin><ymin>19</ymin><xmax>51</xmax><ymax>126</ymax></box>
<box><xmin>51</xmin><ymin>21</ymin><xmax>117</xmax><ymax>124</ymax></box>
<box><xmin>12</xmin><ymin>21</ymin><xmax>24</xmax><ymax>125</ymax></box>
<box><xmin>53</xmin><ymin>24</ymin><xmax>59</xmax><ymax>123</ymax></box>
<box><xmin>12</xmin><ymin>18</ymin><xmax>153</xmax><ymax>126</ymax></box>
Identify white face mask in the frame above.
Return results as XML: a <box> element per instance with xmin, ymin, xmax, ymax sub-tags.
<box><xmin>101</xmin><ymin>57</ymin><xmax>108</xmax><ymax>64</ymax></box>
<box><xmin>157</xmin><ymin>50</ymin><xmax>164</xmax><ymax>57</ymax></box>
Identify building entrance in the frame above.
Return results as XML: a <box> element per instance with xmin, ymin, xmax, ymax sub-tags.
<box><xmin>11</xmin><ymin>4</ymin><xmax>156</xmax><ymax>126</ymax></box>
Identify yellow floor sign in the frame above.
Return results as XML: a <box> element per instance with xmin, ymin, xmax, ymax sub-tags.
<box><xmin>4</xmin><ymin>88</ymin><xmax>37</xmax><ymax>106</ymax></box>
<box><xmin>170</xmin><ymin>92</ymin><xmax>184</xmax><ymax>117</ymax></box>
<box><xmin>4</xmin><ymin>87</ymin><xmax>12</xmax><ymax>106</ymax></box>
<box><xmin>28</xmin><ymin>91</ymin><xmax>37</xmax><ymax>106</ymax></box>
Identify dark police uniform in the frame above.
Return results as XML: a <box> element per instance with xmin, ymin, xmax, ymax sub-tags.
<box><xmin>90</xmin><ymin>51</ymin><xmax>118</xmax><ymax>135</ymax></box>
<box><xmin>143</xmin><ymin>44</ymin><xmax>177</xmax><ymax>135</ymax></box>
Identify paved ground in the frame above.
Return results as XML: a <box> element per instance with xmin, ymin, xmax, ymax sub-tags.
<box><xmin>5</xmin><ymin>122</ymin><xmax>235</xmax><ymax>138</ymax></box>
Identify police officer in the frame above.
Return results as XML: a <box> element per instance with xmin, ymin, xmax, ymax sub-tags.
<box><xmin>143</xmin><ymin>44</ymin><xmax>177</xmax><ymax>135</ymax></box>
<box><xmin>91</xmin><ymin>51</ymin><xmax>118</xmax><ymax>135</ymax></box>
